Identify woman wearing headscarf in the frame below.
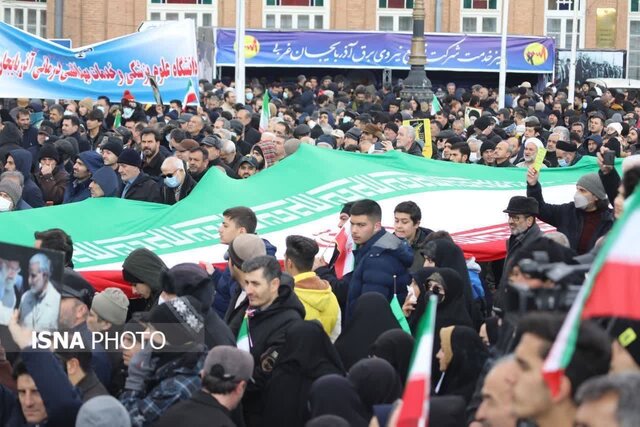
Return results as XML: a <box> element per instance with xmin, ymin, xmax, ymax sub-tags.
<box><xmin>335</xmin><ymin>293</ymin><xmax>401</xmax><ymax>370</ymax></box>
<box><xmin>423</xmin><ymin>239</ymin><xmax>484</xmax><ymax>330</ymax></box>
<box><xmin>370</xmin><ymin>329</ymin><xmax>415</xmax><ymax>386</ymax></box>
<box><xmin>435</xmin><ymin>325</ymin><xmax>489</xmax><ymax>403</ymax></box>
<box><xmin>402</xmin><ymin>267</ymin><xmax>438</xmax><ymax>335</ymax></box>
<box><xmin>309</xmin><ymin>374</ymin><xmax>369</xmax><ymax>427</ymax></box>
<box><xmin>347</xmin><ymin>358</ymin><xmax>402</xmax><ymax>418</ymax></box>
<box><xmin>262</xmin><ymin>320</ymin><xmax>345</xmax><ymax>427</ymax></box>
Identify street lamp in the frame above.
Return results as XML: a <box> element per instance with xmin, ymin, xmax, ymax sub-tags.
<box><xmin>400</xmin><ymin>0</ymin><xmax>434</xmax><ymax>105</ymax></box>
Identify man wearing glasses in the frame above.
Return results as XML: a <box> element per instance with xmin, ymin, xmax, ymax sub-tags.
<box><xmin>493</xmin><ymin>196</ymin><xmax>543</xmax><ymax>312</ymax></box>
<box><xmin>159</xmin><ymin>157</ymin><xmax>196</xmax><ymax>205</ymax></box>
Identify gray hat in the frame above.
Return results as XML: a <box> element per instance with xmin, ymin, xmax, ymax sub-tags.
<box><xmin>577</xmin><ymin>173</ymin><xmax>607</xmax><ymax>201</ymax></box>
<box><xmin>0</xmin><ymin>179</ymin><xmax>22</xmax><ymax>207</ymax></box>
<box><xmin>228</xmin><ymin>234</ymin><xmax>266</xmax><ymax>268</ymax></box>
<box><xmin>293</xmin><ymin>124</ymin><xmax>311</xmax><ymax>138</ymax></box>
<box><xmin>503</xmin><ymin>196</ymin><xmax>539</xmax><ymax>215</ymax></box>
<box><xmin>200</xmin><ymin>135</ymin><xmax>223</xmax><ymax>149</ymax></box>
<box><xmin>75</xmin><ymin>395</ymin><xmax>131</xmax><ymax>427</ymax></box>
<box><xmin>91</xmin><ymin>288</ymin><xmax>130</xmax><ymax>326</ymax></box>
<box><xmin>202</xmin><ymin>345</ymin><xmax>254</xmax><ymax>383</ymax></box>
<box><xmin>524</xmin><ymin>116</ymin><xmax>540</xmax><ymax>126</ymax></box>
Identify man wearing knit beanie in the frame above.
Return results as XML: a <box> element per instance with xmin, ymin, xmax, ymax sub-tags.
<box><xmin>120</xmin><ymin>295</ymin><xmax>205</xmax><ymax>426</ymax></box>
<box><xmin>526</xmin><ymin>168</ymin><xmax>614</xmax><ymax>254</ymax></box>
<box><xmin>88</xmin><ymin>288</ymin><xmax>130</xmax><ymax>333</ymax></box>
<box><xmin>0</xmin><ymin>179</ymin><xmax>22</xmax><ymax>212</ymax></box>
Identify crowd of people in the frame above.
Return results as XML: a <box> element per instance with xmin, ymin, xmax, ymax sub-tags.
<box><xmin>0</xmin><ymin>74</ymin><xmax>639</xmax><ymax>427</ymax></box>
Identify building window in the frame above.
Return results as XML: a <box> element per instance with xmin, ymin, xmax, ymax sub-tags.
<box><xmin>147</xmin><ymin>0</ymin><xmax>217</xmax><ymax>27</ymax></box>
<box><xmin>461</xmin><ymin>0</ymin><xmax>499</xmax><ymax>33</ymax></box>
<box><xmin>377</xmin><ymin>0</ymin><xmax>412</xmax><ymax>31</ymax></box>
<box><xmin>2</xmin><ymin>1</ymin><xmax>47</xmax><ymax>37</ymax></box>
<box><xmin>264</xmin><ymin>0</ymin><xmax>329</xmax><ymax>29</ymax></box>
<box><xmin>630</xmin><ymin>20</ymin><xmax>640</xmax><ymax>79</ymax></box>
<box><xmin>633</xmin><ymin>0</ymin><xmax>640</xmax><ymax>12</ymax></box>
<box><xmin>545</xmin><ymin>0</ymin><xmax>584</xmax><ymax>49</ymax></box>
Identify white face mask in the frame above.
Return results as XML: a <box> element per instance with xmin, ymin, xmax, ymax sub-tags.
<box><xmin>123</xmin><ymin>107</ymin><xmax>134</xmax><ymax>119</ymax></box>
<box><xmin>0</xmin><ymin>197</ymin><xmax>12</xmax><ymax>212</ymax></box>
<box><xmin>574</xmin><ymin>193</ymin><xmax>590</xmax><ymax>210</ymax></box>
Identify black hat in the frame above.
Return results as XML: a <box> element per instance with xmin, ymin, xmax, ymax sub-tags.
<box><xmin>436</xmin><ymin>130</ymin><xmax>456</xmax><ymax>139</ymax></box>
<box><xmin>474</xmin><ymin>116</ymin><xmax>493</xmax><ymax>131</ymax></box>
<box><xmin>556</xmin><ymin>140</ymin><xmax>578</xmax><ymax>153</ymax></box>
<box><xmin>237</xmin><ymin>155</ymin><xmax>258</xmax><ymax>169</ymax></box>
<box><xmin>229</xmin><ymin>119</ymin><xmax>244</xmax><ymax>136</ymax></box>
<box><xmin>117</xmin><ymin>148</ymin><xmax>142</xmax><ymax>168</ymax></box>
<box><xmin>384</xmin><ymin>122</ymin><xmax>399</xmax><ymax>134</ymax></box>
<box><xmin>160</xmin><ymin>263</ymin><xmax>214</xmax><ymax>312</ymax></box>
<box><xmin>100</xmin><ymin>136</ymin><xmax>124</xmax><ymax>157</ymax></box>
<box><xmin>38</xmin><ymin>125</ymin><xmax>53</xmax><ymax>137</ymax></box>
<box><xmin>503</xmin><ymin>196</ymin><xmax>539</xmax><ymax>215</ymax></box>
<box><xmin>293</xmin><ymin>124</ymin><xmax>311</xmax><ymax>138</ymax></box>
<box><xmin>316</xmin><ymin>134</ymin><xmax>336</xmax><ymax>148</ymax></box>
<box><xmin>86</xmin><ymin>109</ymin><xmax>105</xmax><ymax>122</ymax></box>
<box><xmin>480</xmin><ymin>141</ymin><xmax>496</xmax><ymax>155</ymax></box>
<box><xmin>59</xmin><ymin>269</ymin><xmax>95</xmax><ymax>307</ymax></box>
<box><xmin>115</xmin><ymin>126</ymin><xmax>132</xmax><ymax>144</ymax></box>
<box><xmin>148</xmin><ymin>295</ymin><xmax>204</xmax><ymax>346</ymax></box>
<box><xmin>200</xmin><ymin>135</ymin><xmax>223</xmax><ymax>149</ymax></box>
<box><xmin>38</xmin><ymin>143</ymin><xmax>60</xmax><ymax>163</ymax></box>
<box><xmin>344</xmin><ymin>127</ymin><xmax>362</xmax><ymax>141</ymax></box>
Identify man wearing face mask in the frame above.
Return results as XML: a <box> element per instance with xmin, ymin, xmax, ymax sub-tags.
<box><xmin>159</xmin><ymin>156</ymin><xmax>196</xmax><ymax>205</ymax></box>
<box><xmin>555</xmin><ymin>139</ymin><xmax>582</xmax><ymax>167</ymax></box>
<box><xmin>120</xmin><ymin>90</ymin><xmax>146</xmax><ymax>123</ymax></box>
<box><xmin>527</xmin><ymin>168</ymin><xmax>614</xmax><ymax>254</ymax></box>
<box><xmin>0</xmin><ymin>179</ymin><xmax>22</xmax><ymax>213</ymax></box>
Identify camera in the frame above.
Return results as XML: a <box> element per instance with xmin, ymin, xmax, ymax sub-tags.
<box><xmin>510</xmin><ymin>251</ymin><xmax>589</xmax><ymax>314</ymax></box>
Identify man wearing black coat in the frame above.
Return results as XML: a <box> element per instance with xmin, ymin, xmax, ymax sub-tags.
<box><xmin>526</xmin><ymin>168</ymin><xmax>614</xmax><ymax>255</ymax></box>
<box><xmin>236</xmin><ymin>256</ymin><xmax>305</xmax><ymax>427</ymax></box>
<box><xmin>494</xmin><ymin>196</ymin><xmax>544</xmax><ymax>311</ymax></box>
<box><xmin>61</xmin><ymin>116</ymin><xmax>91</xmax><ymax>152</ymax></box>
<box><xmin>117</xmin><ymin>148</ymin><xmax>161</xmax><ymax>203</ymax></box>
<box><xmin>154</xmin><ymin>346</ymin><xmax>253</xmax><ymax>427</ymax></box>
<box><xmin>0</xmin><ymin>122</ymin><xmax>24</xmax><ymax>166</ymax></box>
<box><xmin>15</xmin><ymin>108</ymin><xmax>38</xmax><ymax>150</ymax></box>
<box><xmin>159</xmin><ymin>157</ymin><xmax>197</xmax><ymax>205</ymax></box>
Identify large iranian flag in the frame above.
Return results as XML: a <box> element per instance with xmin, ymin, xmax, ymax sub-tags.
<box><xmin>0</xmin><ymin>145</ymin><xmax>606</xmax><ymax>295</ymax></box>
<box><xmin>542</xmin><ymin>188</ymin><xmax>640</xmax><ymax>396</ymax></box>
<box><xmin>397</xmin><ymin>295</ymin><xmax>438</xmax><ymax>427</ymax></box>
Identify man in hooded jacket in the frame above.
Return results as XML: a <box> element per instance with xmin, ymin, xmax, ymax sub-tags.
<box><xmin>63</xmin><ymin>151</ymin><xmax>103</xmax><ymax>203</ymax></box>
<box><xmin>4</xmin><ymin>148</ymin><xmax>45</xmax><ymax>207</ymax></box>
<box><xmin>0</xmin><ymin>122</ymin><xmax>23</xmax><ymax>164</ymax></box>
<box><xmin>122</xmin><ymin>248</ymin><xmax>168</xmax><ymax>312</ymax></box>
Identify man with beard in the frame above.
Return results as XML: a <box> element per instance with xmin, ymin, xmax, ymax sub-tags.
<box><xmin>200</xmin><ymin>136</ymin><xmax>236</xmax><ymax>177</ymax></box>
<box><xmin>18</xmin><ymin>253</ymin><xmax>61</xmax><ymax>331</ymax></box>
<box><xmin>62</xmin><ymin>151</ymin><xmax>104</xmax><ymax>203</ymax></box>
<box><xmin>61</xmin><ymin>115</ymin><xmax>90</xmax><ymax>152</ymax></box>
<box><xmin>15</xmin><ymin>108</ymin><xmax>38</xmax><ymax>150</ymax></box>
<box><xmin>188</xmin><ymin>146</ymin><xmax>210</xmax><ymax>182</ymax></box>
<box><xmin>140</xmin><ymin>128</ymin><xmax>166</xmax><ymax>179</ymax></box>
<box><xmin>0</xmin><ymin>258</ymin><xmax>20</xmax><ymax>324</ymax></box>
<box><xmin>236</xmin><ymin>156</ymin><xmax>258</xmax><ymax>179</ymax></box>
<box><xmin>516</xmin><ymin>138</ymin><xmax>546</xmax><ymax>169</ymax></box>
<box><xmin>100</xmin><ymin>136</ymin><xmax>124</xmax><ymax>172</ymax></box>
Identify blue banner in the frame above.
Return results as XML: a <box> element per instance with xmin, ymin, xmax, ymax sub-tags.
<box><xmin>0</xmin><ymin>21</ymin><xmax>198</xmax><ymax>103</ymax></box>
<box><xmin>215</xmin><ymin>29</ymin><xmax>555</xmax><ymax>73</ymax></box>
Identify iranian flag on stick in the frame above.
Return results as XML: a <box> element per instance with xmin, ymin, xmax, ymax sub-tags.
<box><xmin>397</xmin><ymin>295</ymin><xmax>438</xmax><ymax>427</ymax></box>
<box><xmin>259</xmin><ymin>91</ymin><xmax>270</xmax><ymax>132</ymax></box>
<box><xmin>334</xmin><ymin>221</ymin><xmax>355</xmax><ymax>279</ymax></box>
<box><xmin>182</xmin><ymin>79</ymin><xmax>198</xmax><ymax>111</ymax></box>
<box><xmin>543</xmin><ymin>189</ymin><xmax>640</xmax><ymax>396</ymax></box>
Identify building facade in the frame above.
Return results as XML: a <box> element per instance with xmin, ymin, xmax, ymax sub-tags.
<box><xmin>0</xmin><ymin>0</ymin><xmax>639</xmax><ymax>77</ymax></box>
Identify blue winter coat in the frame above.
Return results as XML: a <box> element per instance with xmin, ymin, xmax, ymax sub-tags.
<box><xmin>62</xmin><ymin>151</ymin><xmax>104</xmax><ymax>203</ymax></box>
<box><xmin>211</xmin><ymin>238</ymin><xmax>277</xmax><ymax>318</ymax></box>
<box><xmin>7</xmin><ymin>148</ymin><xmax>44</xmax><ymax>208</ymax></box>
<box><xmin>346</xmin><ymin>229</ymin><xmax>413</xmax><ymax>320</ymax></box>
